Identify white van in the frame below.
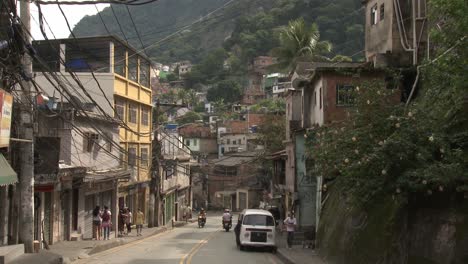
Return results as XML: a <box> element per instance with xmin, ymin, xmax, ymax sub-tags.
<box><xmin>237</xmin><ymin>209</ymin><xmax>277</xmax><ymax>252</ymax></box>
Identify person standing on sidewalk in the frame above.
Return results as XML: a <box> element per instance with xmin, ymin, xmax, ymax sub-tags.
<box><xmin>135</xmin><ymin>208</ymin><xmax>144</xmax><ymax>236</ymax></box>
<box><xmin>126</xmin><ymin>208</ymin><xmax>133</xmax><ymax>235</ymax></box>
<box><xmin>92</xmin><ymin>206</ymin><xmax>102</xmax><ymax>240</ymax></box>
<box><xmin>102</xmin><ymin>206</ymin><xmax>112</xmax><ymax>240</ymax></box>
<box><xmin>283</xmin><ymin>212</ymin><xmax>297</xmax><ymax>249</ymax></box>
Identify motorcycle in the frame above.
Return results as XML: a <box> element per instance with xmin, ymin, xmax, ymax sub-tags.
<box><xmin>198</xmin><ymin>215</ymin><xmax>206</xmax><ymax>228</ymax></box>
<box><xmin>222</xmin><ymin>219</ymin><xmax>232</xmax><ymax>232</ymax></box>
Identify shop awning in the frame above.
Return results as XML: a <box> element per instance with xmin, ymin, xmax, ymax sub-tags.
<box><xmin>0</xmin><ymin>154</ymin><xmax>17</xmax><ymax>186</ymax></box>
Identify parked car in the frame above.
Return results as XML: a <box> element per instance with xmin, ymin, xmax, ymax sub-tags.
<box><xmin>236</xmin><ymin>209</ymin><xmax>277</xmax><ymax>252</ymax></box>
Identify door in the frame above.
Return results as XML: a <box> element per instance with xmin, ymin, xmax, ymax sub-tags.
<box><xmin>72</xmin><ymin>189</ymin><xmax>79</xmax><ymax>231</ymax></box>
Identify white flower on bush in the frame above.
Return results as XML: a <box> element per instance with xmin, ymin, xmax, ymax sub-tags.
<box><xmin>408</xmin><ymin>112</ymin><xmax>413</xmax><ymax>117</ymax></box>
<box><xmin>367</xmin><ymin>100</ymin><xmax>371</xmax><ymax>105</ymax></box>
<box><xmin>354</xmin><ymin>149</ymin><xmax>359</xmax><ymax>154</ymax></box>
<box><xmin>381</xmin><ymin>169</ymin><xmax>387</xmax><ymax>175</ymax></box>
<box><xmin>422</xmin><ymin>180</ymin><xmax>427</xmax><ymax>185</ymax></box>
<box><xmin>428</xmin><ymin>135</ymin><xmax>434</xmax><ymax>142</ymax></box>
<box><xmin>344</xmin><ymin>158</ymin><xmax>350</xmax><ymax>163</ymax></box>
<box><xmin>352</xmin><ymin>137</ymin><xmax>357</xmax><ymax>142</ymax></box>
<box><xmin>379</xmin><ymin>141</ymin><xmax>384</xmax><ymax>146</ymax></box>
<box><xmin>395</xmin><ymin>123</ymin><xmax>400</xmax><ymax>128</ymax></box>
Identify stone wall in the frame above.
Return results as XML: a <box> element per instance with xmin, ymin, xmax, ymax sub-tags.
<box><xmin>317</xmin><ymin>182</ymin><xmax>468</xmax><ymax>264</ymax></box>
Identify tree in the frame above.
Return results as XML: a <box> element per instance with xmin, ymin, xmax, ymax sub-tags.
<box><xmin>257</xmin><ymin>114</ymin><xmax>286</xmax><ymax>153</ymax></box>
<box><xmin>177</xmin><ymin>89</ymin><xmax>188</xmax><ymax>104</ymax></box>
<box><xmin>206</xmin><ymin>79</ymin><xmax>242</xmax><ymax>103</ymax></box>
<box><xmin>273</xmin><ymin>17</ymin><xmax>332</xmax><ymax>72</ymax></box>
<box><xmin>177</xmin><ymin>111</ymin><xmax>202</xmax><ymax>125</ymax></box>
<box><xmin>187</xmin><ymin>89</ymin><xmax>198</xmax><ymax>109</ymax></box>
<box><xmin>166</xmin><ymin>73</ymin><xmax>178</xmax><ymax>82</ymax></box>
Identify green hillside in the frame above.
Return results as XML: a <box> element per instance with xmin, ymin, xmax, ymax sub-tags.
<box><xmin>72</xmin><ymin>0</ymin><xmax>364</xmax><ymax>63</ymax></box>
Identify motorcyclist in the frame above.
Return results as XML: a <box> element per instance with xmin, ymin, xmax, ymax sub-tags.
<box><xmin>199</xmin><ymin>208</ymin><xmax>206</xmax><ymax>220</ymax></box>
<box><xmin>222</xmin><ymin>209</ymin><xmax>232</xmax><ymax>225</ymax></box>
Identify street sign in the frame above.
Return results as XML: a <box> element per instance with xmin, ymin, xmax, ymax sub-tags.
<box><xmin>0</xmin><ymin>89</ymin><xmax>12</xmax><ymax>148</ymax></box>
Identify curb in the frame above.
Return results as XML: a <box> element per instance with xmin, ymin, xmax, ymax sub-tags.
<box><xmin>88</xmin><ymin>226</ymin><xmax>169</xmax><ymax>255</ymax></box>
<box><xmin>276</xmin><ymin>249</ymin><xmax>296</xmax><ymax>264</ymax></box>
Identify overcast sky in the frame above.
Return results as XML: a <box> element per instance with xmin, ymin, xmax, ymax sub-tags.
<box><xmin>30</xmin><ymin>2</ymin><xmax>109</xmax><ymax>40</ymax></box>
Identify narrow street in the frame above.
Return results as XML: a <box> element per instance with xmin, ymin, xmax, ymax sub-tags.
<box><xmin>74</xmin><ymin>214</ymin><xmax>283</xmax><ymax>264</ymax></box>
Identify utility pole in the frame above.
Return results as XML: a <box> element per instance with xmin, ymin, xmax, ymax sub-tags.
<box><xmin>149</xmin><ymin>101</ymin><xmax>187</xmax><ymax>227</ymax></box>
<box><xmin>19</xmin><ymin>0</ymin><xmax>34</xmax><ymax>253</ymax></box>
<box><xmin>149</xmin><ymin>99</ymin><xmax>161</xmax><ymax>227</ymax></box>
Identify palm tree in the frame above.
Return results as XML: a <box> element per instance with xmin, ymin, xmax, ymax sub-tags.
<box><xmin>177</xmin><ymin>89</ymin><xmax>188</xmax><ymax>105</ymax></box>
<box><xmin>187</xmin><ymin>90</ymin><xmax>198</xmax><ymax>109</ymax></box>
<box><xmin>274</xmin><ymin>18</ymin><xmax>332</xmax><ymax>73</ymax></box>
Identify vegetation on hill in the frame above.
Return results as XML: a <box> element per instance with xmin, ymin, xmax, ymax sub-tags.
<box><xmin>72</xmin><ymin>0</ymin><xmax>364</xmax><ymax>64</ymax></box>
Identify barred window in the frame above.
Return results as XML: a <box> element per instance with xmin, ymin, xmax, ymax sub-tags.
<box><xmin>128</xmin><ymin>104</ymin><xmax>137</xmax><ymax>124</ymax></box>
<box><xmin>115</xmin><ymin>100</ymin><xmax>125</xmax><ymax>121</ymax></box>
<box><xmin>141</xmin><ymin>148</ymin><xmax>149</xmax><ymax>167</ymax></box>
<box><xmin>336</xmin><ymin>85</ymin><xmax>355</xmax><ymax>106</ymax></box>
<box><xmin>128</xmin><ymin>147</ymin><xmax>137</xmax><ymax>166</ymax></box>
<box><xmin>141</xmin><ymin>108</ymin><xmax>149</xmax><ymax>126</ymax></box>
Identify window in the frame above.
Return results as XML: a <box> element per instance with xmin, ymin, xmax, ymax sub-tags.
<box><xmin>371</xmin><ymin>4</ymin><xmax>378</xmax><ymax>25</ymax></box>
<box><xmin>115</xmin><ymin>100</ymin><xmax>125</xmax><ymax>120</ymax></box>
<box><xmin>83</xmin><ymin>132</ymin><xmax>99</xmax><ymax>152</ymax></box>
<box><xmin>227</xmin><ymin>139</ymin><xmax>230</xmax><ymax>145</ymax></box>
<box><xmin>141</xmin><ymin>108</ymin><xmax>149</xmax><ymax>126</ymax></box>
<box><xmin>65</xmin><ymin>41</ymin><xmax>110</xmax><ymax>73</ymax></box>
<box><xmin>32</xmin><ymin>42</ymin><xmax>60</xmax><ymax>72</ymax></box>
<box><xmin>114</xmin><ymin>44</ymin><xmax>126</xmax><ymax>76</ymax></box>
<box><xmin>336</xmin><ymin>85</ymin><xmax>355</xmax><ymax>106</ymax></box>
<box><xmin>139</xmin><ymin>60</ymin><xmax>150</xmax><ymax>87</ymax></box>
<box><xmin>186</xmin><ymin>140</ymin><xmax>190</xmax><ymax>146</ymax></box>
<box><xmin>319</xmin><ymin>87</ymin><xmax>322</xmax><ymax>109</ymax></box>
<box><xmin>128</xmin><ymin>104</ymin><xmax>137</xmax><ymax>124</ymax></box>
<box><xmin>165</xmin><ymin>166</ymin><xmax>174</xmax><ymax>179</ymax></box>
<box><xmin>104</xmin><ymin>132</ymin><xmax>113</xmax><ymax>152</ymax></box>
<box><xmin>380</xmin><ymin>4</ymin><xmax>385</xmax><ymax>20</ymax></box>
<box><xmin>194</xmin><ymin>140</ymin><xmax>197</xmax><ymax>146</ymax></box>
<box><xmin>140</xmin><ymin>148</ymin><xmax>148</xmax><ymax>167</ymax></box>
<box><xmin>119</xmin><ymin>149</ymin><xmax>125</xmax><ymax>166</ymax></box>
<box><xmin>128</xmin><ymin>147</ymin><xmax>137</xmax><ymax>166</ymax></box>
<box><xmin>233</xmin><ymin>140</ymin><xmax>237</xmax><ymax>145</ymax></box>
<box><xmin>238</xmin><ymin>139</ymin><xmax>241</xmax><ymax>145</ymax></box>
<box><xmin>128</xmin><ymin>55</ymin><xmax>138</xmax><ymax>82</ymax></box>
<box><xmin>243</xmin><ymin>214</ymin><xmax>275</xmax><ymax>226</ymax></box>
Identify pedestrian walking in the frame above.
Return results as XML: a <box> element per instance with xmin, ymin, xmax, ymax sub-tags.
<box><xmin>135</xmin><ymin>208</ymin><xmax>144</xmax><ymax>236</ymax></box>
<box><xmin>283</xmin><ymin>212</ymin><xmax>297</xmax><ymax>249</ymax></box>
<box><xmin>101</xmin><ymin>206</ymin><xmax>112</xmax><ymax>240</ymax></box>
<box><xmin>118</xmin><ymin>208</ymin><xmax>126</xmax><ymax>237</ymax></box>
<box><xmin>92</xmin><ymin>206</ymin><xmax>102</xmax><ymax>240</ymax></box>
<box><xmin>126</xmin><ymin>208</ymin><xmax>133</xmax><ymax>235</ymax></box>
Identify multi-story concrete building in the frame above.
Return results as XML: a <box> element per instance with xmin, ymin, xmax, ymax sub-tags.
<box><xmin>363</xmin><ymin>0</ymin><xmax>428</xmax><ymax>67</ymax></box>
<box><xmin>159</xmin><ymin>124</ymin><xmax>191</xmax><ymax>224</ymax></box>
<box><xmin>242</xmin><ymin>56</ymin><xmax>277</xmax><ymax>105</ymax></box>
<box><xmin>32</xmin><ymin>36</ymin><xmax>152</xmax><ymax>242</ymax></box>
<box><xmin>286</xmin><ymin>61</ymin><xmax>397</xmax><ymax>235</ymax></box>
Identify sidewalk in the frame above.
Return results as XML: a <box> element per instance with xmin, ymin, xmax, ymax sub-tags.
<box><xmin>10</xmin><ymin>220</ymin><xmax>196</xmax><ymax>264</ymax></box>
<box><xmin>275</xmin><ymin>232</ymin><xmax>326</xmax><ymax>264</ymax></box>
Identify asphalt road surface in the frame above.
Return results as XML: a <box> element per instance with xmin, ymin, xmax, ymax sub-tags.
<box><xmin>75</xmin><ymin>214</ymin><xmax>283</xmax><ymax>264</ymax></box>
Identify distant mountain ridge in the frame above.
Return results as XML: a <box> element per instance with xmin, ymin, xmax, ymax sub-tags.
<box><xmin>72</xmin><ymin>0</ymin><xmax>365</xmax><ymax>63</ymax></box>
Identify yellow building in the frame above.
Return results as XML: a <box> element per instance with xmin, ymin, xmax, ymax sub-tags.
<box><xmin>111</xmin><ymin>37</ymin><xmax>153</xmax><ymax>214</ymax></box>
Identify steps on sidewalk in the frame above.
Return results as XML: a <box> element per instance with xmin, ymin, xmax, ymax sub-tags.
<box><xmin>0</xmin><ymin>244</ymin><xmax>24</xmax><ymax>264</ymax></box>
